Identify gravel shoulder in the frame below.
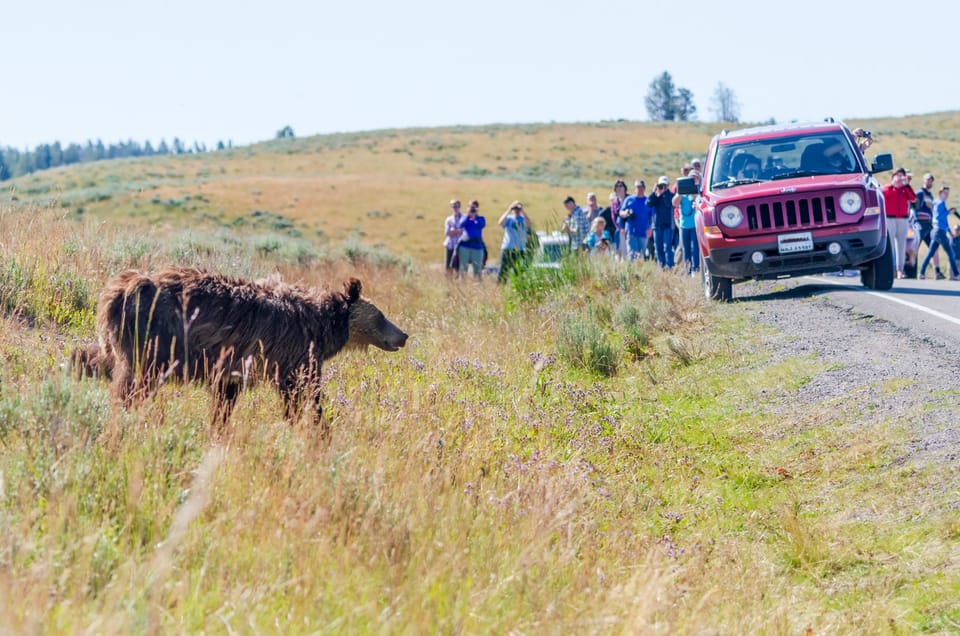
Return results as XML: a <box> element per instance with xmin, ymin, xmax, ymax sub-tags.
<box><xmin>732</xmin><ymin>279</ymin><xmax>960</xmax><ymax>469</ymax></box>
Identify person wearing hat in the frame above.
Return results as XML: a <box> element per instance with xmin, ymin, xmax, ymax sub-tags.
<box><xmin>646</xmin><ymin>175</ymin><xmax>676</xmax><ymax>268</ymax></box>
<box><xmin>882</xmin><ymin>167</ymin><xmax>918</xmax><ymax>279</ymax></box>
<box><xmin>560</xmin><ymin>195</ymin><xmax>589</xmax><ymax>249</ymax></box>
<box><xmin>619</xmin><ymin>180</ymin><xmax>653</xmax><ymax>261</ymax></box>
<box><xmin>913</xmin><ymin>172</ymin><xmax>944</xmax><ymax>279</ymax></box>
<box><xmin>918</xmin><ymin>185</ymin><xmax>960</xmax><ymax>280</ymax></box>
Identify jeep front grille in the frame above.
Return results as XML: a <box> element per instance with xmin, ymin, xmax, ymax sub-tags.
<box><xmin>746</xmin><ymin>196</ymin><xmax>837</xmax><ymax>231</ymax></box>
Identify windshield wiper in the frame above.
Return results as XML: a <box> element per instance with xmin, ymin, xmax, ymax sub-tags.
<box><xmin>769</xmin><ymin>170</ymin><xmax>827</xmax><ymax>180</ymax></box>
<box><xmin>713</xmin><ymin>178</ymin><xmax>764</xmax><ymax>189</ymax></box>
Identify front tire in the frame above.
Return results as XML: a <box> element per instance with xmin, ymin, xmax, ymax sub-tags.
<box><xmin>703</xmin><ymin>264</ymin><xmax>733</xmax><ymax>302</ymax></box>
<box><xmin>861</xmin><ymin>235</ymin><xmax>895</xmax><ymax>291</ymax></box>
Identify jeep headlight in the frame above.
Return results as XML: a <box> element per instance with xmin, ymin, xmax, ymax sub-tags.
<box><xmin>719</xmin><ymin>205</ymin><xmax>743</xmax><ymax>228</ymax></box>
<box><xmin>839</xmin><ymin>191</ymin><xmax>862</xmax><ymax>214</ymax></box>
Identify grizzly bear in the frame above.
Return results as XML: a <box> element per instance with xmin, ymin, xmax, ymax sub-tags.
<box><xmin>95</xmin><ymin>267</ymin><xmax>407</xmax><ymax>426</ymax></box>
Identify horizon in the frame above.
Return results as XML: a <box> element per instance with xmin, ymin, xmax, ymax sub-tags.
<box><xmin>6</xmin><ymin>110</ymin><xmax>954</xmax><ymax>155</ymax></box>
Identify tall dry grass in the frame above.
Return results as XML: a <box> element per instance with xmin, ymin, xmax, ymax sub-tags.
<box><xmin>0</xmin><ymin>194</ymin><xmax>957</xmax><ymax>633</ymax></box>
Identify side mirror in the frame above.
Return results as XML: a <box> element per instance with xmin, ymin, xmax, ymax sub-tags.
<box><xmin>676</xmin><ymin>176</ymin><xmax>699</xmax><ymax>195</ymax></box>
<box><xmin>871</xmin><ymin>153</ymin><xmax>893</xmax><ymax>173</ymax></box>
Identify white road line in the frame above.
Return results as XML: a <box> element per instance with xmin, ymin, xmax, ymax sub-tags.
<box><xmin>801</xmin><ymin>276</ymin><xmax>960</xmax><ymax>328</ymax></box>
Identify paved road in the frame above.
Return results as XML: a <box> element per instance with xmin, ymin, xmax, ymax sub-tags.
<box><xmin>733</xmin><ymin>274</ymin><xmax>960</xmax><ymax>345</ymax></box>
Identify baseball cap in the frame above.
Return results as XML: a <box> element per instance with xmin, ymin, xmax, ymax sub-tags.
<box><xmin>657</xmin><ymin>175</ymin><xmax>670</xmax><ymax>186</ymax></box>
<box><xmin>923</xmin><ymin>172</ymin><xmax>935</xmax><ymax>180</ymax></box>
<box><xmin>634</xmin><ymin>179</ymin><xmax>645</xmax><ymax>187</ymax></box>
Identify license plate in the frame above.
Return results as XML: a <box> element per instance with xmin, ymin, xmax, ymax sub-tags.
<box><xmin>777</xmin><ymin>231</ymin><xmax>813</xmax><ymax>254</ymax></box>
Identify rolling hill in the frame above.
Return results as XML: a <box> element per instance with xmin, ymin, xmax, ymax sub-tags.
<box><xmin>6</xmin><ymin>112</ymin><xmax>960</xmax><ymax>265</ymax></box>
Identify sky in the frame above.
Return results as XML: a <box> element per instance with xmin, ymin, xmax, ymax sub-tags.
<box><xmin>5</xmin><ymin>0</ymin><xmax>959</xmax><ymax>150</ymax></box>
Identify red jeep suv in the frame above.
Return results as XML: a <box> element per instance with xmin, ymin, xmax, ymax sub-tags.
<box><xmin>677</xmin><ymin>120</ymin><xmax>895</xmax><ymax>301</ymax></box>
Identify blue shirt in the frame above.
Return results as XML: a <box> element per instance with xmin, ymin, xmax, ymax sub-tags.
<box><xmin>583</xmin><ymin>230</ymin><xmax>611</xmax><ymax>251</ymax></box>
<box><xmin>678</xmin><ymin>195</ymin><xmax>696</xmax><ymax>229</ymax></box>
<box><xmin>620</xmin><ymin>195</ymin><xmax>652</xmax><ymax>236</ymax></box>
<box><xmin>458</xmin><ymin>214</ymin><xmax>486</xmax><ymax>249</ymax></box>
<box><xmin>501</xmin><ymin>214</ymin><xmax>527</xmax><ymax>251</ymax></box>
<box><xmin>933</xmin><ymin>199</ymin><xmax>951</xmax><ymax>230</ymax></box>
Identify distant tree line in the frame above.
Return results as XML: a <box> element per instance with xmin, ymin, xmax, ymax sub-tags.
<box><xmin>0</xmin><ymin>137</ymin><xmax>234</xmax><ymax>182</ymax></box>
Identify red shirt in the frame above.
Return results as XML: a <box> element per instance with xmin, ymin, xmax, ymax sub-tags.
<box><xmin>881</xmin><ymin>183</ymin><xmax>916</xmax><ymax>218</ymax></box>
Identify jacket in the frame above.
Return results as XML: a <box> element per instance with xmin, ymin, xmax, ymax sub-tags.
<box><xmin>882</xmin><ymin>183</ymin><xmax>916</xmax><ymax>219</ymax></box>
<box><xmin>646</xmin><ymin>190</ymin><xmax>675</xmax><ymax>228</ymax></box>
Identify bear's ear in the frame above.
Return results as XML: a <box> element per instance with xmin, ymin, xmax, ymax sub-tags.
<box><xmin>345</xmin><ymin>278</ymin><xmax>362</xmax><ymax>302</ymax></box>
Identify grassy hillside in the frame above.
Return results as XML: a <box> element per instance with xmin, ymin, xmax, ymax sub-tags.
<box><xmin>0</xmin><ymin>114</ymin><xmax>959</xmax><ymax>632</ymax></box>
<box><xmin>6</xmin><ymin>112</ymin><xmax>960</xmax><ymax>265</ymax></box>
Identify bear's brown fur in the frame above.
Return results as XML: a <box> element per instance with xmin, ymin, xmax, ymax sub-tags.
<box><xmin>95</xmin><ymin>267</ymin><xmax>407</xmax><ymax>426</ymax></box>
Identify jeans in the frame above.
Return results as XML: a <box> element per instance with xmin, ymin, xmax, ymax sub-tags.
<box><xmin>458</xmin><ymin>245</ymin><xmax>484</xmax><ymax>279</ymax></box>
<box><xmin>654</xmin><ymin>225</ymin><xmax>675</xmax><ymax>268</ymax></box>
<box><xmin>920</xmin><ymin>228</ymin><xmax>959</xmax><ymax>277</ymax></box>
<box><xmin>627</xmin><ymin>235</ymin><xmax>649</xmax><ymax>261</ymax></box>
<box><xmin>918</xmin><ymin>221</ymin><xmax>940</xmax><ymax>267</ymax></box>
<box><xmin>681</xmin><ymin>227</ymin><xmax>699</xmax><ymax>272</ymax></box>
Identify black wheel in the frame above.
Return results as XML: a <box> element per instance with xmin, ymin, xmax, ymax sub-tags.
<box><xmin>861</xmin><ymin>235</ymin><xmax>895</xmax><ymax>291</ymax></box>
<box><xmin>702</xmin><ymin>265</ymin><xmax>733</xmax><ymax>302</ymax></box>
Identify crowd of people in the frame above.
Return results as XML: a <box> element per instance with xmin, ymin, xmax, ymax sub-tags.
<box><xmin>557</xmin><ymin>159</ymin><xmax>704</xmax><ymax>273</ymax></box>
<box><xmin>443</xmin><ymin>157</ymin><xmax>960</xmax><ymax>283</ymax></box>
<box><xmin>443</xmin><ymin>199</ymin><xmax>532</xmax><ymax>282</ymax></box>
<box><xmin>442</xmin><ymin>158</ymin><xmax>707</xmax><ymax>281</ymax></box>
<box><xmin>882</xmin><ymin>169</ymin><xmax>960</xmax><ymax>280</ymax></box>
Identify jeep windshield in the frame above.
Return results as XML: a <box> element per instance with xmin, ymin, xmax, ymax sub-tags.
<box><xmin>710</xmin><ymin>131</ymin><xmax>861</xmax><ymax>189</ymax></box>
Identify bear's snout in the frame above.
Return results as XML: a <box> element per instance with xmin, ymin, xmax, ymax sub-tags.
<box><xmin>382</xmin><ymin>325</ymin><xmax>408</xmax><ymax>351</ymax></box>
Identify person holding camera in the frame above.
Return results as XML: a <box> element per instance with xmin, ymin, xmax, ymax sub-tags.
<box><xmin>560</xmin><ymin>195</ymin><xmax>589</xmax><ymax>249</ymax></box>
<box><xmin>619</xmin><ymin>180</ymin><xmax>653</xmax><ymax>261</ymax></box>
<box><xmin>498</xmin><ymin>201</ymin><xmax>528</xmax><ymax>283</ymax></box>
<box><xmin>647</xmin><ymin>175</ymin><xmax>676</xmax><ymax>268</ymax></box>
<box><xmin>457</xmin><ymin>200</ymin><xmax>486</xmax><ymax>280</ymax></box>
<box><xmin>882</xmin><ymin>167</ymin><xmax>917</xmax><ymax>280</ymax></box>
<box><xmin>582</xmin><ymin>216</ymin><xmax>612</xmax><ymax>254</ymax></box>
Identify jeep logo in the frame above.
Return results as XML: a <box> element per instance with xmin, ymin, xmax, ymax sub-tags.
<box><xmin>780</xmin><ymin>186</ymin><xmax>797</xmax><ymax>194</ymax></box>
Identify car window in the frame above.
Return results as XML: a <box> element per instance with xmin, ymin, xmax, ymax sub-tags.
<box><xmin>711</xmin><ymin>132</ymin><xmax>859</xmax><ymax>187</ymax></box>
